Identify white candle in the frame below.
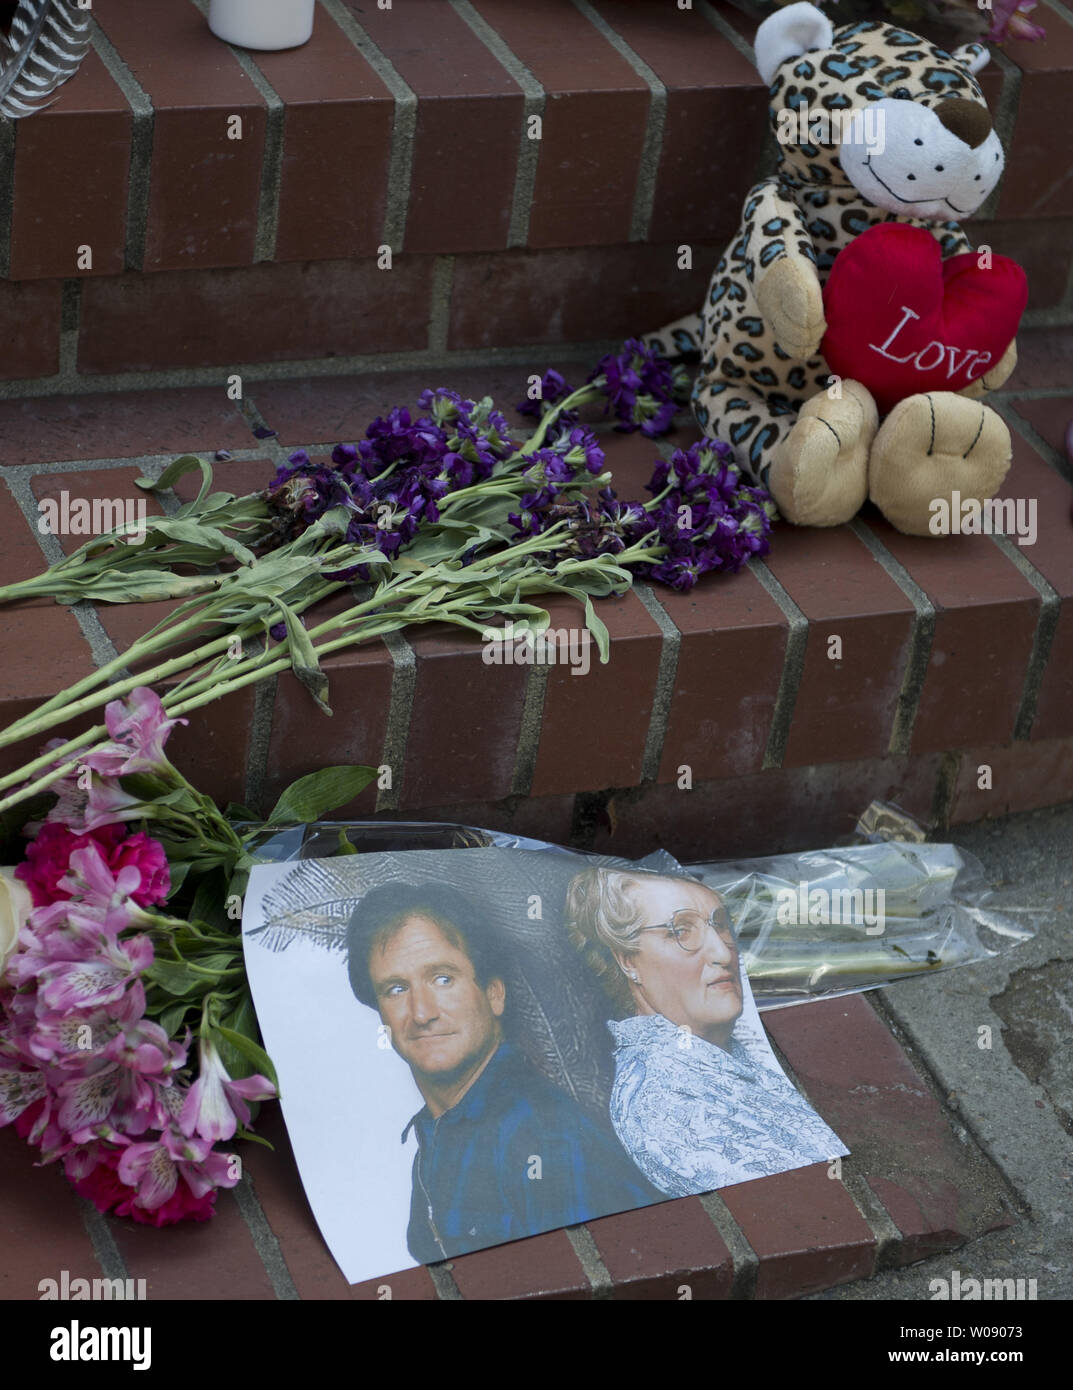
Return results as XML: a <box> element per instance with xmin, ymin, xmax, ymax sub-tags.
<box><xmin>208</xmin><ymin>0</ymin><xmax>316</xmax><ymax>51</ymax></box>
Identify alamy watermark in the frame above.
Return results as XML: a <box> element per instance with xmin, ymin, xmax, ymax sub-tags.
<box><xmin>775</xmin><ymin>882</ymin><xmax>885</xmax><ymax>934</ymax></box>
<box><xmin>929</xmin><ymin>492</ymin><xmax>1036</xmax><ymax>546</ymax></box>
<box><xmin>37</xmin><ymin>491</ymin><xmax>148</xmax><ymax>546</ymax></box>
<box><xmin>481</xmin><ymin>625</ymin><xmax>591</xmax><ymax>676</ymax></box>
<box><xmin>776</xmin><ymin>105</ymin><xmax>886</xmax><ymax>153</ymax></box>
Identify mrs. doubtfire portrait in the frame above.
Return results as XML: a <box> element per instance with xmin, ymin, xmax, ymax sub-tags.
<box><xmin>565</xmin><ymin>866</ymin><xmax>846</xmax><ymax>1197</ymax></box>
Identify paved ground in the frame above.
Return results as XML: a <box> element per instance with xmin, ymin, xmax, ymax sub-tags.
<box><xmin>811</xmin><ymin>800</ymin><xmax>1073</xmax><ymax>1301</ymax></box>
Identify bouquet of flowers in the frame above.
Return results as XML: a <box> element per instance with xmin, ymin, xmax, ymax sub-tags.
<box><xmin>0</xmin><ymin>683</ymin><xmax>385</xmax><ymax>1224</ymax></box>
<box><xmin>0</xmin><ymin>343</ymin><xmax>777</xmax><ymax>821</ymax></box>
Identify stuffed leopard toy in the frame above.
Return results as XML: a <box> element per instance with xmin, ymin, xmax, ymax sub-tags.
<box><xmin>646</xmin><ymin>3</ymin><xmax>1019</xmax><ymax>535</ymax></box>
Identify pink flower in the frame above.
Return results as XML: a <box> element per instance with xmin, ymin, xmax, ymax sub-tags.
<box><xmin>100</xmin><ymin>687</ymin><xmax>188</xmax><ymax>776</ymax></box>
<box><xmin>16</xmin><ymin>823</ymin><xmax>124</xmax><ymax>908</ymax></box>
<box><xmin>118</xmin><ymin>1130</ymin><xmax>239</xmax><ymax>1211</ymax></box>
<box><xmin>37</xmin><ymin>933</ymin><xmax>153</xmax><ymax>1013</ymax></box>
<box><xmin>179</xmin><ymin>1037</ymin><xmax>276</xmax><ymax>1143</ymax></box>
<box><xmin>0</xmin><ymin>1061</ymin><xmax>46</xmax><ymax>1126</ymax></box>
<box><xmin>987</xmin><ymin>0</ymin><xmax>1046</xmax><ymax>41</ymax></box>
<box><xmin>19</xmin><ymin>825</ymin><xmax>170</xmax><ymax>911</ymax></box>
<box><xmin>46</xmin><ymin>770</ymin><xmax>144</xmax><ymax>835</ymax></box>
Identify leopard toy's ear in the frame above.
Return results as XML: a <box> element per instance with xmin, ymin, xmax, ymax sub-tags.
<box><xmin>951</xmin><ymin>40</ymin><xmax>990</xmax><ymax>75</ymax></box>
<box><xmin>753</xmin><ymin>1</ymin><xmax>835</xmax><ymax>86</ymax></box>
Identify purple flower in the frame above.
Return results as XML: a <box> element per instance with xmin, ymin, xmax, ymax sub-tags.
<box><xmin>591</xmin><ymin>339</ymin><xmax>691</xmax><ymax>437</ymax></box>
<box><xmin>517</xmin><ymin>369</ymin><xmax>577</xmax><ymax>423</ymax></box>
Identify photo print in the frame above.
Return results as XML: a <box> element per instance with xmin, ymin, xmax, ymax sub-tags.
<box><xmin>241</xmin><ymin>846</ymin><xmax>848</xmax><ymax>1284</ymax></box>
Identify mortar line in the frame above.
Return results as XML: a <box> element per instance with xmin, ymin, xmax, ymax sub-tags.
<box><xmin>90</xmin><ymin>20</ymin><xmax>154</xmax><ymax>273</ymax></box>
<box><xmin>848</xmin><ymin>519</ymin><xmax>936</xmax><ymax>758</ymax></box>
<box><xmin>427</xmin><ymin>256</ymin><xmax>455</xmax><ymax>356</ymax></box>
<box><xmin>565</xmin><ymin>1224</ymin><xmax>614</xmax><ymax>1298</ymax></box>
<box><xmin>230</xmin><ymin>1175</ymin><xmax>301</xmax><ymax>1300</ymax></box>
<box><xmin>58</xmin><ymin>280</ymin><xmax>82</xmax><ymax>379</ymax></box>
<box><xmin>320</xmin><ymin>0</ymin><xmax>416</xmax><ymax>252</ymax></box>
<box><xmin>510</xmin><ymin>660</ymin><xmax>550</xmax><ymax>797</ymax></box>
<box><xmin>374</xmin><ymin>629</ymin><xmax>416</xmax><ymax>812</ymax></box>
<box><xmin>77</xmin><ymin>1201</ymin><xmax>131</xmax><ymax>1284</ymax></box>
<box><xmin>633</xmin><ymin>581</ymin><xmax>681</xmax><ymax>784</ymax></box>
<box><xmin>426</xmin><ymin>1261</ymin><xmax>464</xmax><ymax>1299</ymax></box>
<box><xmin>188</xmin><ymin>0</ymin><xmax>285</xmax><ymax>264</ymax></box>
<box><xmin>749</xmin><ymin>558</ymin><xmax>808</xmax><ymax>771</ymax></box>
<box><xmin>450</xmin><ymin>0</ymin><xmax>543</xmax><ymax>250</ymax></box>
<box><xmin>696</xmin><ymin>1191</ymin><xmax>759</xmax><ymax>1299</ymax></box>
<box><xmin>571</xmin><ymin>0</ymin><xmax>665</xmax><ymax>242</ymax></box>
<box><xmin>995</xmin><ymin>398</ymin><xmax>1073</xmax><ymax>485</ymax></box>
<box><xmin>245</xmin><ymin>663</ymin><xmax>277</xmax><ymax>815</ymax></box>
<box><xmin>987</xmin><ymin>532</ymin><xmax>1060</xmax><ymax>741</ymax></box>
<box><xmin>0</xmin><ymin>338</ymin><xmax>624</xmax><ymax>402</ymax></box>
<box><xmin>698</xmin><ymin>0</ymin><xmax>756</xmax><ymax>63</ymax></box>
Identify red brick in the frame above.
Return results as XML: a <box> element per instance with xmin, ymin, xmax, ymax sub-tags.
<box><xmin>399</xmin><ymin>623</ymin><xmax>528</xmax><ymax>810</ymax></box>
<box><xmin>862</xmin><ymin>519</ymin><xmax>1039</xmax><ymax>755</ymax></box>
<box><xmin>586</xmin><ymin>1195</ymin><xmax>734</xmax><ymax>1299</ymax></box>
<box><xmin>30</xmin><ymin>467</ymin><xmax>166</xmax><ymax>558</ymax></box>
<box><xmin>719</xmin><ymin>1164</ymin><xmax>874</xmax><ymax>1299</ymax></box>
<box><xmin>587</xmin><ymin>751</ymin><xmax>943</xmax><ymax>862</ymax></box>
<box><xmin>240</xmin><ymin>1107</ymin><xmax>437</xmax><ymax>1299</ymax></box>
<box><xmin>248</xmin><ymin>365</ymin><xmax>548</xmax><ymax>448</ymax></box>
<box><xmin>10</xmin><ymin>48</ymin><xmax>130</xmax><ymax>281</ymax></box>
<box><xmin>94</xmin><ymin>0</ymin><xmax>266</xmax><ymax>271</ymax></box>
<box><xmin>448</xmin><ymin>243</ymin><xmax>717</xmax><ymax>351</ymax></box>
<box><xmin>949</xmin><ymin>733</ymin><xmax>1073</xmax><ymax>821</ymax></box>
<box><xmin>263</xmin><ymin>600</ymin><xmax>395</xmax><ymax>819</ymax></box>
<box><xmin>530</xmin><ymin>590</ymin><xmax>662</xmax><ymax>798</ymax></box>
<box><xmin>386</xmin><ymin>791</ymin><xmax>577</xmax><ymax>849</ymax></box>
<box><xmin>0</xmin><ymin>481</ymin><xmax>49</xmax><ymax>587</ymax></box>
<box><xmin>347</xmin><ymin>0</ymin><xmax>522</xmax><ymax>254</ymax></box>
<box><xmin>0</xmin><ymin>277</ymin><xmax>61</xmax><ymax>379</ymax></box>
<box><xmin>469</xmin><ymin>0</ymin><xmax>649</xmax><ymax>249</ymax></box>
<box><xmin>592</xmin><ymin>0</ymin><xmax>767</xmax><ymax>245</ymax></box>
<box><xmin>765</xmin><ymin>995</ymin><xmax>1013</xmax><ymax>1257</ymax></box>
<box><xmin>962</xmin><ymin>217</ymin><xmax>1073</xmax><ymax>311</ymax></box>
<box><xmin>1010</xmin><ymin>394</ymin><xmax>1073</xmax><ymax>459</ymax></box>
<box><xmin>0</xmin><ymin>1127</ymin><xmax>104</xmax><ymax>1300</ymax></box>
<box><xmin>656</xmin><ymin>567</ymin><xmax>788</xmax><ymax>783</ymax></box>
<box><xmin>998</xmin><ymin>436</ymin><xmax>1073</xmax><ymax>740</ymax></box>
<box><xmin>997</xmin><ymin>5</ymin><xmax>1073</xmax><ymax>220</ymax></box>
<box><xmin>1004</xmin><ymin>327</ymin><xmax>1073</xmax><ymax>392</ymax></box>
<box><xmin>448</xmin><ymin>1227</ymin><xmax>589</xmax><ymax>1300</ymax></box>
<box><xmin>79</xmin><ymin>258</ymin><xmax>435</xmax><ymax>372</ymax></box>
<box><xmin>252</xmin><ymin>9</ymin><xmax>393</xmax><ymax>263</ymax></box>
<box><xmin>0</xmin><ymin>387</ymin><xmax>252</xmax><ymax>468</ymax></box>
<box><xmin>107</xmin><ymin>1188</ymin><xmax>276</xmax><ymax>1299</ymax></box>
<box><xmin>763</xmin><ymin>526</ymin><xmax>916</xmax><ymax>766</ymax></box>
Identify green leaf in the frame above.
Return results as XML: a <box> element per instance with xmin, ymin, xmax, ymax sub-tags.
<box><xmin>274</xmin><ymin>599</ymin><xmax>332</xmax><ymax>715</ymax></box>
<box><xmin>136</xmin><ymin>454</ymin><xmax>208</xmax><ymax>494</ymax></box>
<box><xmin>214</xmin><ymin>1024</ymin><xmax>278</xmax><ymax>1089</ymax></box>
<box><xmin>336</xmin><ymin>827</ymin><xmax>359</xmax><ymax>856</ymax></box>
<box><xmin>145</xmin><ymin>960</ymin><xmax>212</xmax><ymax>996</ymax></box>
<box><xmin>233</xmin><ymin>1126</ymin><xmax>275</xmax><ymax>1149</ymax></box>
<box><xmin>158</xmin><ymin>1002</ymin><xmax>193</xmax><ymax>1036</ymax></box>
<box><xmin>583</xmin><ymin>595</ymin><xmax>611</xmax><ymax>664</ymax></box>
<box><xmin>224</xmin><ymin>802</ymin><xmax>258</xmax><ymax>822</ymax></box>
<box><xmin>266</xmin><ymin>764</ymin><xmax>377</xmax><ymax>824</ymax></box>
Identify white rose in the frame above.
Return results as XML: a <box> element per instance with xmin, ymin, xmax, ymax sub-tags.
<box><xmin>0</xmin><ymin>866</ymin><xmax>33</xmax><ymax>979</ymax></box>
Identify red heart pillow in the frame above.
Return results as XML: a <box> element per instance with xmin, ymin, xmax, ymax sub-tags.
<box><xmin>821</xmin><ymin>223</ymin><xmax>1028</xmax><ymax>416</ymax></box>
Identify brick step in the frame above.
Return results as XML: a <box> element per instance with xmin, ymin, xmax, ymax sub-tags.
<box><xmin>0</xmin><ymin>991</ymin><xmax>1017</xmax><ymax>1299</ymax></box>
<box><xmin>0</xmin><ymin>0</ymin><xmax>1071</xmax><ymax>388</ymax></box>
<box><xmin>1</xmin><ymin>337</ymin><xmax>1071</xmax><ymax>847</ymax></box>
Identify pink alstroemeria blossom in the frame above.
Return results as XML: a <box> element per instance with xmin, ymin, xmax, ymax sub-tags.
<box><xmin>100</xmin><ymin>687</ymin><xmax>189</xmax><ymax>776</ymax></box>
<box><xmin>0</xmin><ymin>1061</ymin><xmax>46</xmax><ymax>1126</ymax></box>
<box><xmin>37</xmin><ymin>933</ymin><xmax>153</xmax><ymax>1013</ymax></box>
<box><xmin>179</xmin><ymin>1037</ymin><xmax>276</xmax><ymax>1143</ymax></box>
<box><xmin>118</xmin><ymin>1130</ymin><xmax>239</xmax><ymax>1210</ymax></box>
<box><xmin>987</xmin><ymin>0</ymin><xmax>1046</xmax><ymax>41</ymax></box>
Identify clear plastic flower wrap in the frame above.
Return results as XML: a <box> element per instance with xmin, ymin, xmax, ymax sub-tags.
<box><xmin>237</xmin><ymin>807</ymin><xmax>1035</xmax><ymax>1012</ymax></box>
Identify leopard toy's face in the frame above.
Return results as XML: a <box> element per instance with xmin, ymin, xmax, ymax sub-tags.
<box><xmin>764</xmin><ymin>17</ymin><xmax>1003</xmax><ymax>222</ymax></box>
